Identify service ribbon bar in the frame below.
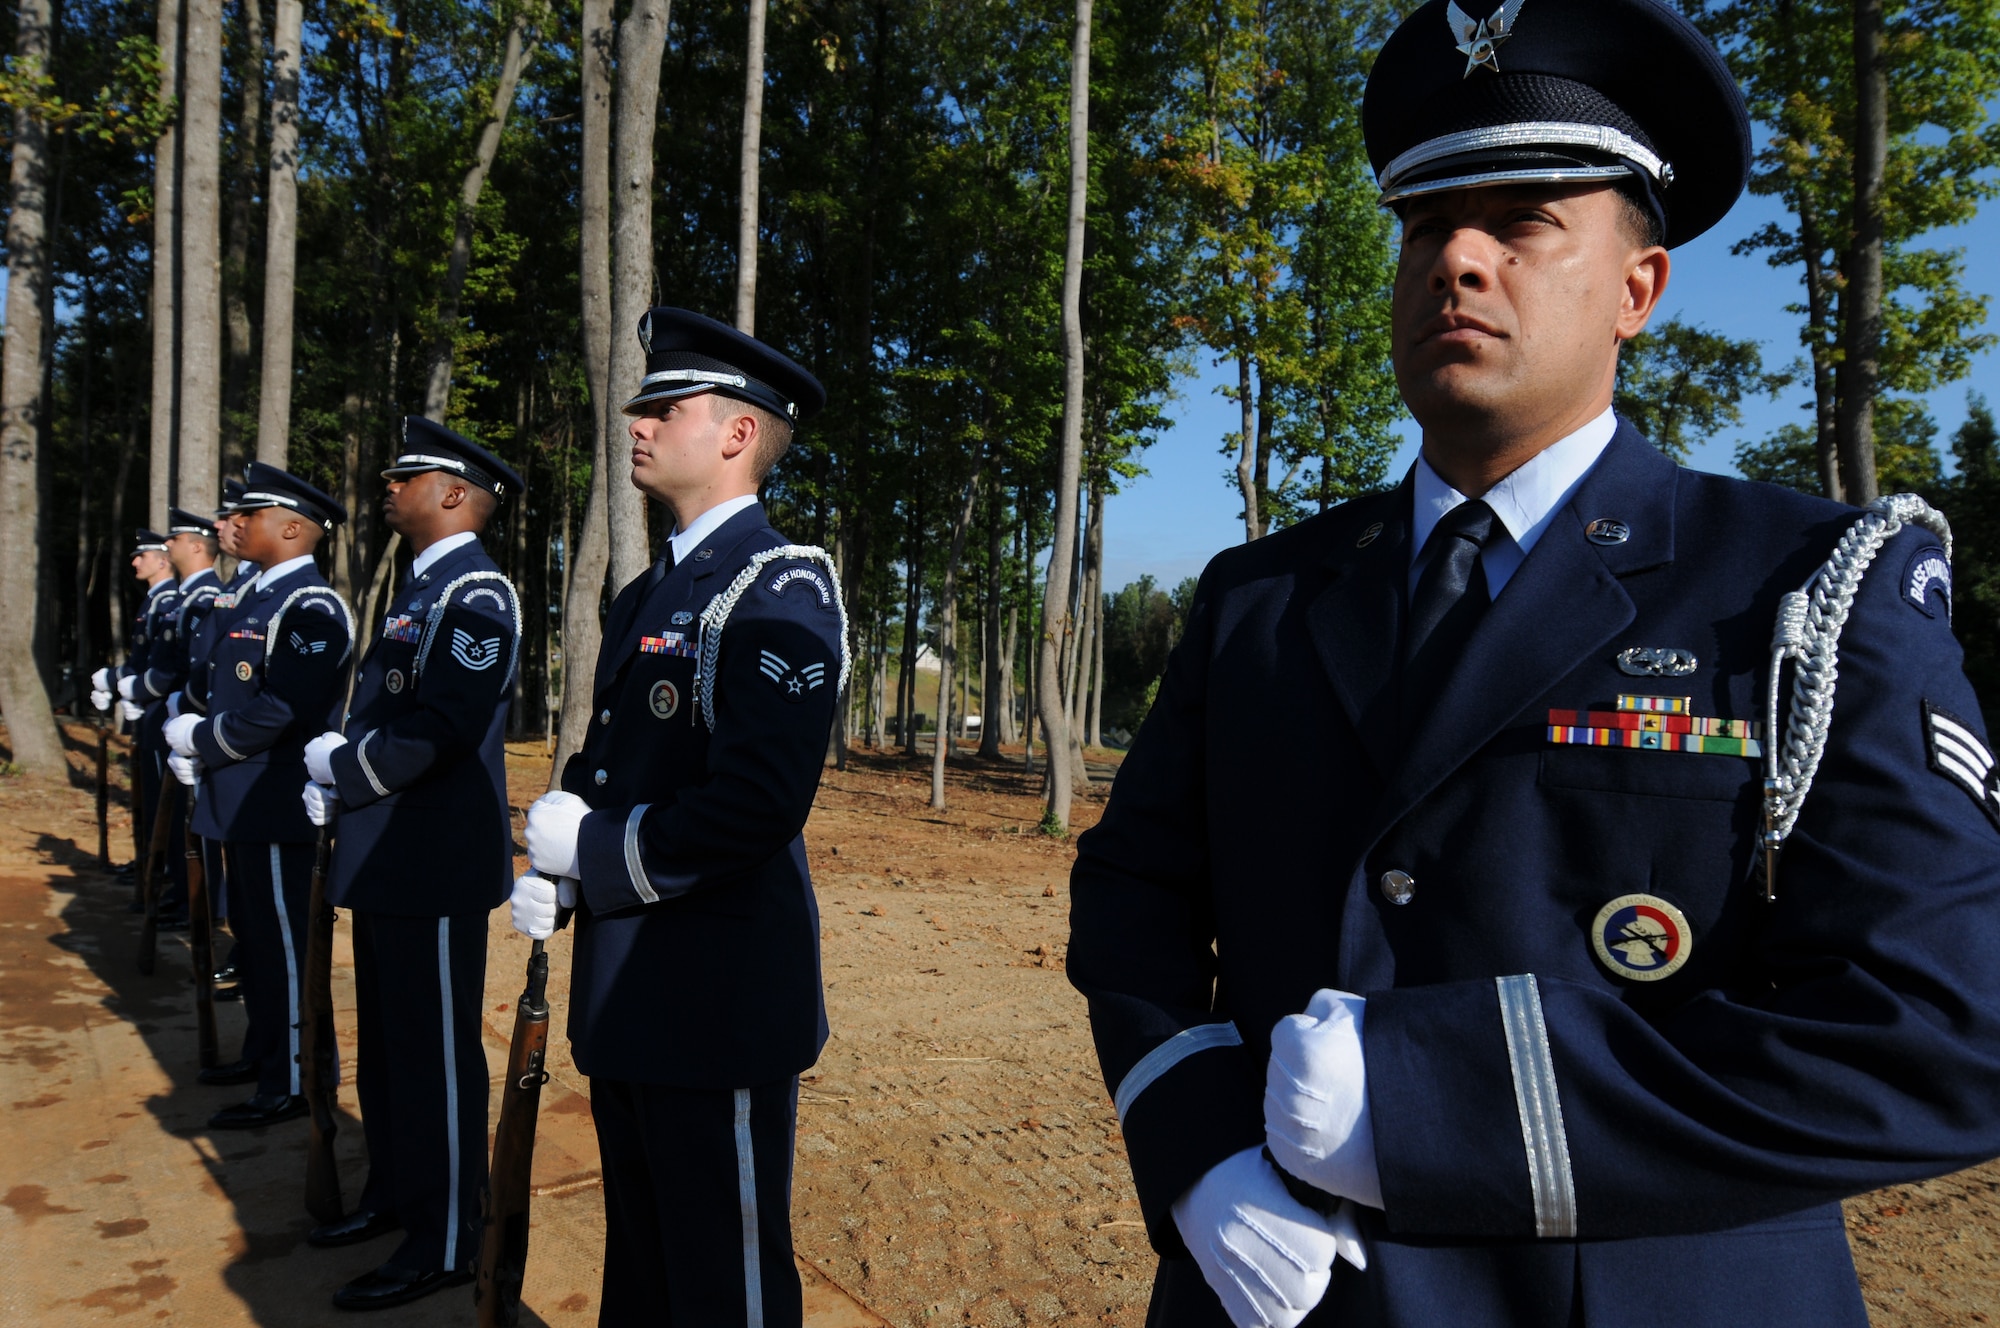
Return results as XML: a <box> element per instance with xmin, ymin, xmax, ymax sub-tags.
<box><xmin>639</xmin><ymin>631</ymin><xmax>697</xmax><ymax>658</ymax></box>
<box><xmin>1548</xmin><ymin>709</ymin><xmax>1759</xmax><ymax>739</ymax></box>
<box><xmin>1615</xmin><ymin>694</ymin><xmax>1691</xmax><ymax>714</ymax></box>
<box><xmin>1548</xmin><ymin>723</ymin><xmax>1761</xmax><ymax>759</ymax></box>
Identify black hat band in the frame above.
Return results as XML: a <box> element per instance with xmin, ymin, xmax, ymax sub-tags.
<box><xmin>1380</xmin><ymin>120</ymin><xmax>1671</xmax><ymax>203</ymax></box>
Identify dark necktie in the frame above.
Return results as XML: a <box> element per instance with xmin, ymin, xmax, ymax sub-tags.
<box><xmin>641</xmin><ymin>544</ymin><xmax>677</xmax><ymax>597</ymax></box>
<box><xmin>1403</xmin><ymin>499</ymin><xmax>1496</xmax><ymax>729</ymax></box>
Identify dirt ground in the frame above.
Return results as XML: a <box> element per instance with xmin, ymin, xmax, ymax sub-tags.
<box><xmin>2</xmin><ymin>721</ymin><xmax>1997</xmax><ymax>1326</ymax></box>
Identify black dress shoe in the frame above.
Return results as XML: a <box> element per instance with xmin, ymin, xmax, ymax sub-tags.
<box><xmin>331</xmin><ymin>1263</ymin><xmax>472</xmax><ymax>1311</ymax></box>
<box><xmin>208</xmin><ymin>1093</ymin><xmax>308</xmax><ymax>1130</ymax></box>
<box><xmin>197</xmin><ymin>1058</ymin><xmax>258</xmax><ymax>1086</ymax></box>
<box><xmin>213</xmin><ymin>963</ymin><xmax>238</xmax><ymax>983</ymax></box>
<box><xmin>213</xmin><ymin>984</ymin><xmax>242</xmax><ymax>1002</ymax></box>
<box><xmin>308</xmin><ymin>1209</ymin><xmax>402</xmax><ymax>1248</ymax></box>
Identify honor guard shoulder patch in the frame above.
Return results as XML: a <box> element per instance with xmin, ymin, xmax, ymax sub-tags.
<box><xmin>766</xmin><ymin>565</ymin><xmax>833</xmax><ymax>606</ymax></box>
<box><xmin>450</xmin><ymin>628</ymin><xmax>501</xmax><ymax>671</ymax></box>
<box><xmin>1905</xmin><ymin>545</ymin><xmax>1952</xmax><ymax>619</ymax></box>
<box><xmin>1924</xmin><ymin>701</ymin><xmax>2000</xmax><ymax>829</ymax></box>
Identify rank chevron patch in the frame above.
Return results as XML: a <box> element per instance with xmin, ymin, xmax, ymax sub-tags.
<box><xmin>1925</xmin><ymin>701</ymin><xmax>2000</xmax><ymax>830</ymax></box>
<box><xmin>288</xmin><ymin>631</ymin><xmax>329</xmax><ymax>654</ymax></box>
<box><xmin>450</xmin><ymin>628</ymin><xmax>502</xmax><ymax>671</ymax></box>
<box><xmin>759</xmin><ymin>649</ymin><xmax>827</xmax><ymax>701</ymax></box>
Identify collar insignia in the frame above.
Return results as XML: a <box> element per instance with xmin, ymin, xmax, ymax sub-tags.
<box><xmin>1447</xmin><ymin>0</ymin><xmax>1525</xmax><ymax>77</ymax></box>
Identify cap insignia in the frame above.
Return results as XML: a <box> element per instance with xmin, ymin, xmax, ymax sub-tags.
<box><xmin>639</xmin><ymin>311</ymin><xmax>654</xmax><ymax>356</ymax></box>
<box><xmin>1447</xmin><ymin>0</ymin><xmax>1524</xmax><ymax>77</ymax></box>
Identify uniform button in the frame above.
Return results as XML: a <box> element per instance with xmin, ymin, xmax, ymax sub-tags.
<box><xmin>594</xmin><ymin>769</ymin><xmax>608</xmax><ymax>786</ymax></box>
<box><xmin>1379</xmin><ymin>870</ymin><xmax>1416</xmax><ymax>906</ymax></box>
<box><xmin>600</xmin><ymin>709</ymin><xmax>612</xmax><ymax>724</ymax></box>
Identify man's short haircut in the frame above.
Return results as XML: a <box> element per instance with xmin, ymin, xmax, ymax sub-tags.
<box><xmin>710</xmin><ymin>392</ymin><xmax>795</xmax><ymax>481</ymax></box>
<box><xmin>1616</xmin><ymin>180</ymin><xmax>1665</xmax><ymax>249</ymax></box>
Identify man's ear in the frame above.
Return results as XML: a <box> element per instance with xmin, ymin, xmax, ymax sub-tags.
<box><xmin>719</xmin><ymin>407</ymin><xmax>759</xmax><ymax>462</ymax></box>
<box><xmin>439</xmin><ymin>481</ymin><xmax>468</xmax><ymax>511</ymax></box>
<box><xmin>1615</xmin><ymin>246</ymin><xmax>1671</xmax><ymax>342</ymax></box>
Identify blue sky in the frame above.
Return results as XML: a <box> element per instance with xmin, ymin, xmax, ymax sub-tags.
<box><xmin>1100</xmin><ymin>187</ymin><xmax>2000</xmax><ymax>592</ymax></box>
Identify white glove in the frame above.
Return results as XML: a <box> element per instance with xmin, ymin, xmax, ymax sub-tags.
<box><xmin>91</xmin><ymin>666</ymin><xmax>112</xmax><ymax>692</ymax></box>
<box><xmin>117</xmin><ymin>675</ymin><xmax>140</xmax><ymax>702</ymax></box>
<box><xmin>1172</xmin><ymin>1146</ymin><xmax>1367</xmax><ymax>1328</ymax></box>
<box><xmin>169</xmin><ymin>752</ymin><xmax>203</xmax><ymax>787</ymax></box>
<box><xmin>1265</xmin><ymin>990</ymin><xmax>1382</xmax><ymax>1210</ymax></box>
<box><xmin>90</xmin><ymin>688</ymin><xmax>112</xmax><ymax>712</ymax></box>
<box><xmin>302</xmin><ymin>781</ymin><xmax>337</xmax><ymax>825</ymax></box>
<box><xmin>510</xmin><ymin>872</ymin><xmax>559</xmax><ymax>939</ymax></box>
<box><xmin>525</xmin><ymin>791</ymin><xmax>590</xmax><ymax>880</ymax></box>
<box><xmin>163</xmin><ymin>713</ymin><xmax>202</xmax><ymax>757</ymax></box>
<box><xmin>304</xmin><ymin>731</ymin><xmax>349</xmax><ymax>786</ymax></box>
<box><xmin>118</xmin><ymin>699</ymin><xmax>143</xmax><ymax>724</ymax></box>
<box><xmin>166</xmin><ymin>692</ymin><xmax>182</xmax><ymax>720</ymax></box>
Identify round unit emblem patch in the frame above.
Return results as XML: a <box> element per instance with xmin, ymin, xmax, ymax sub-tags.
<box><xmin>648</xmin><ymin>679</ymin><xmax>680</xmax><ymax>720</ymax></box>
<box><xmin>1591</xmin><ymin>894</ymin><xmax>1692</xmax><ymax>982</ymax></box>
<box><xmin>385</xmin><ymin>668</ymin><xmax>404</xmax><ymax>695</ymax></box>
<box><xmin>235</xmin><ymin>661</ymin><xmax>253</xmax><ymax>682</ymax></box>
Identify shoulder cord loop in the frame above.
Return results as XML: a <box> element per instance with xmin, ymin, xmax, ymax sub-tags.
<box><xmin>264</xmin><ymin>585</ymin><xmax>359</xmax><ymax>669</ymax></box>
<box><xmin>696</xmin><ymin>545</ymin><xmax>851</xmax><ymax>732</ymax></box>
<box><xmin>412</xmin><ymin>570</ymin><xmax>523</xmax><ymax>689</ymax></box>
<box><xmin>1761</xmin><ymin>493</ymin><xmax>1952</xmax><ymax>899</ymax></box>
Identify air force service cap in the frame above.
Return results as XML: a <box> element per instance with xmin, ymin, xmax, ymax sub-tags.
<box><xmin>1362</xmin><ymin>0</ymin><xmax>1750</xmax><ymax>248</ymax></box>
<box><xmin>383</xmin><ymin>417</ymin><xmax>526</xmax><ymax>498</ymax></box>
<box><xmin>133</xmin><ymin>529</ymin><xmax>168</xmax><ymax>554</ymax></box>
<box><xmin>167</xmin><ymin>507</ymin><xmax>215</xmax><ymax>538</ymax></box>
<box><xmin>622</xmin><ymin>306</ymin><xmax>827</xmax><ymax>424</ymax></box>
<box><xmin>235</xmin><ymin>461</ymin><xmax>348</xmax><ymax>530</ymax></box>
<box><xmin>217</xmin><ymin>478</ymin><xmax>246</xmax><ymax>516</ymax></box>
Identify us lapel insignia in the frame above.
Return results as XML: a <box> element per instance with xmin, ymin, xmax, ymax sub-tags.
<box><xmin>1585</xmin><ymin>517</ymin><xmax>1630</xmax><ymax>546</ymax></box>
<box><xmin>1616</xmin><ymin>646</ymin><xmax>1697</xmax><ymax>678</ymax></box>
<box><xmin>1356</xmin><ymin>522</ymin><xmax>1384</xmax><ymax>549</ymax></box>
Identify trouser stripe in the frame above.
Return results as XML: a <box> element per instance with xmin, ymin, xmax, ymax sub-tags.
<box><xmin>438</xmin><ymin>917</ymin><xmax>462</xmax><ymax>1271</ymax></box>
<box><xmin>733</xmin><ymin>1087</ymin><xmax>764</xmax><ymax>1328</ymax></box>
<box><xmin>270</xmin><ymin>844</ymin><xmax>301</xmax><ymax>1095</ymax></box>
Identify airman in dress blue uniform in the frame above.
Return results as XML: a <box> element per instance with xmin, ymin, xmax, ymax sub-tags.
<box><xmin>510</xmin><ymin>307</ymin><xmax>843</xmax><ymax>1328</ymax></box>
<box><xmin>139</xmin><ymin>507</ymin><xmax>225</xmax><ymax>928</ymax></box>
<box><xmin>96</xmin><ymin>530</ymin><xmax>179</xmax><ymax>884</ymax></box>
<box><xmin>294</xmin><ymin>419</ymin><xmax>525</xmax><ymax>1311</ymax></box>
<box><xmin>165</xmin><ymin>463</ymin><xmax>355</xmax><ymax>1130</ymax></box>
<box><xmin>1067</xmin><ymin>4</ymin><xmax>2000</xmax><ymax>1326</ymax></box>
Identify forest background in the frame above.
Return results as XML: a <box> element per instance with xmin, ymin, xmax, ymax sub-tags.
<box><xmin>0</xmin><ymin>0</ymin><xmax>1996</xmax><ymax>832</ymax></box>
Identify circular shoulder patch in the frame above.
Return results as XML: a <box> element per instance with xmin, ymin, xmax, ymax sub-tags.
<box><xmin>649</xmin><ymin>678</ymin><xmax>680</xmax><ymax>720</ymax></box>
<box><xmin>234</xmin><ymin>660</ymin><xmax>253</xmax><ymax>682</ymax></box>
<box><xmin>1591</xmin><ymin>894</ymin><xmax>1692</xmax><ymax>982</ymax></box>
<box><xmin>385</xmin><ymin>668</ymin><xmax>404</xmax><ymax>695</ymax></box>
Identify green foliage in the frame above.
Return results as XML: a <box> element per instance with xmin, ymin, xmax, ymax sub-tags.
<box><xmin>1736</xmin><ymin>397</ymin><xmax>1943</xmax><ymax>495</ymax></box>
<box><xmin>1614</xmin><ymin>319</ymin><xmax>1791</xmax><ymax>462</ymax></box>
<box><xmin>1942</xmin><ymin>396</ymin><xmax>2000</xmax><ymax>705</ymax></box>
<box><xmin>1693</xmin><ymin>0</ymin><xmax>2000</xmax><ymax>494</ymax></box>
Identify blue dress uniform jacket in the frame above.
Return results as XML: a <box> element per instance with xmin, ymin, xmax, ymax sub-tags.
<box><xmin>182</xmin><ymin>563</ymin><xmax>261</xmax><ymax>717</ymax></box>
<box><xmin>560</xmin><ymin>502</ymin><xmax>841</xmax><ymax>1090</ymax></box>
<box><xmin>140</xmin><ymin>569</ymin><xmax>223</xmax><ymax>703</ymax></box>
<box><xmin>325</xmin><ymin>539</ymin><xmax>519</xmax><ymax>914</ymax></box>
<box><xmin>119</xmin><ymin>578</ymin><xmax>182</xmax><ymax>699</ymax></box>
<box><xmin>1068</xmin><ymin>424</ymin><xmax>2000</xmax><ymax>1328</ymax></box>
<box><xmin>190</xmin><ymin>562</ymin><xmax>355</xmax><ymax>844</ymax></box>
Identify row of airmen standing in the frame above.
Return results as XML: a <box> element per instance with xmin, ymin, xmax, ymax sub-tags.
<box><xmin>97</xmin><ymin>306</ymin><xmax>844</xmax><ymax>1324</ymax></box>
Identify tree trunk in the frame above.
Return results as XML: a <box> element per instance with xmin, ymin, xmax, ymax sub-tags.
<box><xmin>1835</xmin><ymin>0</ymin><xmax>1885</xmax><ymax>504</ymax></box>
<box><xmin>1233</xmin><ymin>344</ymin><xmax>1257</xmax><ymax>542</ymax></box>
<box><xmin>150</xmin><ymin>0</ymin><xmax>183</xmax><ymax>522</ymax></box>
<box><xmin>1798</xmin><ymin>198</ymin><xmax>1841</xmax><ymax>502</ymax></box>
<box><xmin>551</xmin><ymin>427</ymin><xmax>611</xmax><ymax>784</ymax></box>
<box><xmin>734</xmin><ymin>0</ymin><xmax>768</xmax><ymax>334</ymax></box>
<box><xmin>254</xmin><ymin>0</ymin><xmax>302</xmax><ymax>465</ymax></box>
<box><xmin>422</xmin><ymin>11</ymin><xmax>535</xmax><ymax>421</ymax></box>
<box><xmin>931</xmin><ymin>464</ymin><xmax>983</xmax><ymax>810</ymax></box>
<box><xmin>0</xmin><ymin>0</ymin><xmax>64</xmax><ymax>774</ymax></box>
<box><xmin>220</xmin><ymin>0</ymin><xmax>263</xmax><ymax>471</ymax></box>
<box><xmin>979</xmin><ymin>495</ymin><xmax>1003</xmax><ymax>758</ymax></box>
<box><xmin>1039</xmin><ymin>0</ymin><xmax>1090</xmax><ymax>831</ymax></box>
<box><xmin>606</xmin><ymin>0</ymin><xmax>673</xmax><ymax>589</ymax></box>
<box><xmin>107</xmin><ymin>424</ymin><xmax>136</xmax><ymax>657</ymax></box>
<box><xmin>179</xmin><ymin>0</ymin><xmax>225</xmax><ymax>513</ymax></box>
<box><xmin>1085</xmin><ymin>483</ymin><xmax>1105</xmax><ymax>747</ymax></box>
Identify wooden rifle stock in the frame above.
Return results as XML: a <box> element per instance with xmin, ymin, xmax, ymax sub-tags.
<box><xmin>95</xmin><ymin>725</ymin><xmax>110</xmax><ymax>868</ymax></box>
<box><xmin>473</xmin><ymin>939</ymin><xmax>552</xmax><ymax>1327</ymax></box>
<box><xmin>300</xmin><ymin>825</ymin><xmax>345</xmax><ymax>1223</ymax></box>
<box><xmin>184</xmin><ymin>801</ymin><xmax>218</xmax><ymax>1069</ymax></box>
<box><xmin>134</xmin><ymin>778</ymin><xmax>177</xmax><ymax>976</ymax></box>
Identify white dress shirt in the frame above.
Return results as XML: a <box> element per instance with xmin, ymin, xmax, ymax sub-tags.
<box><xmin>410</xmin><ymin>529</ymin><xmax>478</xmax><ymax>579</ymax></box>
<box><xmin>256</xmin><ymin>553</ymin><xmax>318</xmax><ymax>592</ymax></box>
<box><xmin>669</xmin><ymin>493</ymin><xmax>760</xmax><ymax>567</ymax></box>
<box><xmin>1410</xmin><ymin>407</ymin><xmax>1618</xmax><ymax>597</ymax></box>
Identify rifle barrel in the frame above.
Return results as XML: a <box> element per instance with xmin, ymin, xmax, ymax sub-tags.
<box><xmin>474</xmin><ymin>939</ymin><xmax>552</xmax><ymax>1328</ymax></box>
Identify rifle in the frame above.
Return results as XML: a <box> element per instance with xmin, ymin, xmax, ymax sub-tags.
<box><xmin>300</xmin><ymin>824</ymin><xmax>344</xmax><ymax>1223</ymax></box>
<box><xmin>184</xmin><ymin>793</ymin><xmax>218</xmax><ymax>1069</ymax></box>
<box><xmin>95</xmin><ymin>724</ymin><xmax>110</xmax><ymax>868</ymax></box>
<box><xmin>134</xmin><ymin>778</ymin><xmax>177</xmax><ymax>976</ymax></box>
<box><xmin>473</xmin><ymin>938</ymin><xmax>554</xmax><ymax>1327</ymax></box>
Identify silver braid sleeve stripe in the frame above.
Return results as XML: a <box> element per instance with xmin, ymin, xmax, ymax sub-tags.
<box><xmin>696</xmin><ymin>546</ymin><xmax>852</xmax><ymax>732</ymax></box>
<box><xmin>1763</xmin><ymin>494</ymin><xmax>1954</xmax><ymax>866</ymax></box>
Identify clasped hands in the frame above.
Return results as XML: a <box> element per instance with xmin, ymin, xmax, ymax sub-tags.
<box><xmin>299</xmin><ymin>732</ymin><xmax>347</xmax><ymax>825</ymax></box>
<box><xmin>508</xmin><ymin>791</ymin><xmax>588</xmax><ymax>938</ymax></box>
<box><xmin>1176</xmin><ymin>990</ymin><xmax>1378</xmax><ymax>1328</ymax></box>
